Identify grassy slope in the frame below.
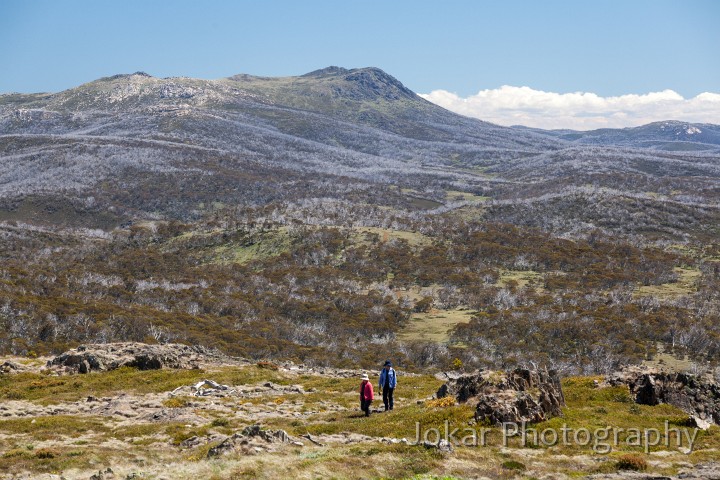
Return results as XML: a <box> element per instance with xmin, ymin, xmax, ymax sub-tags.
<box><xmin>1</xmin><ymin>364</ymin><xmax>718</xmax><ymax>479</ymax></box>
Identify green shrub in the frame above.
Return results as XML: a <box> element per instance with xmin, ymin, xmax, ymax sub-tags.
<box><xmin>616</xmin><ymin>453</ymin><xmax>647</xmax><ymax>471</ymax></box>
<box><xmin>257</xmin><ymin>361</ymin><xmax>279</xmax><ymax>370</ymax></box>
<box><xmin>210</xmin><ymin>417</ymin><xmax>229</xmax><ymax>427</ymax></box>
<box><xmin>34</xmin><ymin>448</ymin><xmax>58</xmax><ymax>459</ymax></box>
<box><xmin>163</xmin><ymin>396</ymin><xmax>191</xmax><ymax>408</ymax></box>
<box><xmin>502</xmin><ymin>460</ymin><xmax>526</xmax><ymax>471</ymax></box>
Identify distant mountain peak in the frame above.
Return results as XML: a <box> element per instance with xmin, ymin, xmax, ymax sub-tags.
<box><xmin>95</xmin><ymin>72</ymin><xmax>154</xmax><ymax>84</ymax></box>
<box><xmin>305</xmin><ymin>66</ymin><xmax>416</xmax><ymax>101</ymax></box>
<box><xmin>343</xmin><ymin>67</ymin><xmax>414</xmax><ymax>97</ymax></box>
<box><xmin>301</xmin><ymin>66</ymin><xmax>349</xmax><ymax>77</ymax></box>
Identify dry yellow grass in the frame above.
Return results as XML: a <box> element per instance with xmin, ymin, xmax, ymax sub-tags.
<box><xmin>426</xmin><ymin>396</ymin><xmax>456</xmax><ymax>408</ymax></box>
<box><xmin>497</xmin><ymin>269</ymin><xmax>543</xmax><ymax>289</ymax></box>
<box><xmin>642</xmin><ymin>343</ymin><xmax>696</xmax><ymax>372</ymax></box>
<box><xmin>635</xmin><ymin>266</ymin><xmax>701</xmax><ymax>299</ymax></box>
<box><xmin>2</xmin><ymin>363</ymin><xmax>719</xmax><ymax>479</ymax></box>
<box><xmin>350</xmin><ymin>226</ymin><xmax>432</xmax><ymax>247</ymax></box>
<box><xmin>445</xmin><ymin>190</ymin><xmax>490</xmax><ymax>203</ymax></box>
<box><xmin>397</xmin><ymin>308</ymin><xmax>475</xmax><ymax>343</ymax></box>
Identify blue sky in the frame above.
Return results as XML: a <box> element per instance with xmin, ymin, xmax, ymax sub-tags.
<box><xmin>2</xmin><ymin>0</ymin><xmax>719</xmax><ymax>128</ymax></box>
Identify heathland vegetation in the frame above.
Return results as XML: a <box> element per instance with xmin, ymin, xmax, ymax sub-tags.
<box><xmin>0</xmin><ymin>67</ymin><xmax>719</xmax><ymax>377</ymax></box>
<box><xmin>1</xmin><ymin>66</ymin><xmax>720</xmax><ymax>479</ymax></box>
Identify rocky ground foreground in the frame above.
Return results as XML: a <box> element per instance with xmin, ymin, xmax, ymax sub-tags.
<box><xmin>1</xmin><ymin>343</ymin><xmax>719</xmax><ymax>479</ymax></box>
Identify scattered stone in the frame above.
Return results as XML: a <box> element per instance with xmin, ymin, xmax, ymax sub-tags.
<box><xmin>206</xmin><ymin>425</ymin><xmax>296</xmax><ymax>457</ymax></box>
<box><xmin>179</xmin><ymin>436</ymin><xmax>202</xmax><ymax>448</ymax></box>
<box><xmin>688</xmin><ymin>415</ymin><xmax>712</xmax><ymax>431</ymax></box>
<box><xmin>379</xmin><ymin>437</ymin><xmax>409</xmax><ymax>445</ymax></box>
<box><xmin>436</xmin><ymin>367</ymin><xmax>565</xmax><ymax>425</ymax></box>
<box><xmin>301</xmin><ymin>433</ymin><xmax>325</xmax><ymax>446</ymax></box>
<box><xmin>586</xmin><ymin>461</ymin><xmax>720</xmax><ymax>479</ymax></box>
<box><xmin>310</xmin><ymin>432</ymin><xmax>375</xmax><ymax>445</ymax></box>
<box><xmin>422</xmin><ymin>439</ymin><xmax>453</xmax><ymax>453</ymax></box>
<box><xmin>0</xmin><ymin>360</ymin><xmax>28</xmax><ymax>374</ymax></box>
<box><xmin>89</xmin><ymin>468</ymin><xmax>114</xmax><ymax>480</ymax></box>
<box><xmin>278</xmin><ymin>362</ymin><xmax>419</xmax><ymax>379</ymax></box>
<box><xmin>190</xmin><ymin>379</ymin><xmax>235</xmax><ymax>396</ymax></box>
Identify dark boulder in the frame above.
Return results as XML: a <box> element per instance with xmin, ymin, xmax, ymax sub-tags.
<box><xmin>437</xmin><ymin>368</ymin><xmax>565</xmax><ymax>425</ymax></box>
<box><xmin>608</xmin><ymin>367</ymin><xmax>720</xmax><ymax>425</ymax></box>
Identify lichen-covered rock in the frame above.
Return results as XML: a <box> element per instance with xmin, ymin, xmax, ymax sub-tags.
<box><xmin>207</xmin><ymin>425</ymin><xmax>296</xmax><ymax>457</ymax></box>
<box><xmin>586</xmin><ymin>461</ymin><xmax>720</xmax><ymax>479</ymax></box>
<box><xmin>436</xmin><ymin>368</ymin><xmax>565</xmax><ymax>425</ymax></box>
<box><xmin>422</xmin><ymin>438</ymin><xmax>454</xmax><ymax>453</ymax></box>
<box><xmin>48</xmin><ymin>342</ymin><xmax>230</xmax><ymax>373</ymax></box>
<box><xmin>608</xmin><ymin>367</ymin><xmax>720</xmax><ymax>425</ymax></box>
<box><xmin>0</xmin><ymin>360</ymin><xmax>28</xmax><ymax>374</ymax></box>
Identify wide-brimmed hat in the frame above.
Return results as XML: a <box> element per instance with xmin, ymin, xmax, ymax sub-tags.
<box><xmin>361</xmin><ymin>374</ymin><xmax>369</xmax><ymax>380</ymax></box>
<box><xmin>384</xmin><ymin>360</ymin><xmax>392</xmax><ymax>366</ymax></box>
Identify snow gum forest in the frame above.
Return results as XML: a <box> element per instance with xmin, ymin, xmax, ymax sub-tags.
<box><xmin>1</xmin><ymin>67</ymin><xmax>720</xmax><ymax>376</ymax></box>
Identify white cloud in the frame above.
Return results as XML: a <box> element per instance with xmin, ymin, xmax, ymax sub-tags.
<box><xmin>419</xmin><ymin>86</ymin><xmax>720</xmax><ymax>130</ymax></box>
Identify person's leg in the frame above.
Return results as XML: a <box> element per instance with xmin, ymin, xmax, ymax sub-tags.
<box><xmin>388</xmin><ymin>387</ymin><xmax>394</xmax><ymax>410</ymax></box>
<box><xmin>365</xmin><ymin>400</ymin><xmax>371</xmax><ymax>416</ymax></box>
<box><xmin>383</xmin><ymin>385</ymin><xmax>389</xmax><ymax>411</ymax></box>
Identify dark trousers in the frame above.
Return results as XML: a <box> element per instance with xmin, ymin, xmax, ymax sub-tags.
<box><xmin>382</xmin><ymin>385</ymin><xmax>394</xmax><ymax>410</ymax></box>
<box><xmin>361</xmin><ymin>398</ymin><xmax>372</xmax><ymax>416</ymax></box>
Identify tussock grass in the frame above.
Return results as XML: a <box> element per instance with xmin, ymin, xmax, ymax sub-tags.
<box><xmin>270</xmin><ymin>403</ymin><xmax>476</xmax><ymax>440</ymax></box>
<box><xmin>497</xmin><ymin>269</ymin><xmax>544</xmax><ymax>289</ymax></box>
<box><xmin>0</xmin><ymin>415</ymin><xmax>110</xmax><ymax>439</ymax></box>
<box><xmin>0</xmin><ymin>365</ymin><xmax>287</xmax><ymax>404</ymax></box>
<box><xmin>3</xmin><ymin>366</ymin><xmax>720</xmax><ymax>479</ymax></box>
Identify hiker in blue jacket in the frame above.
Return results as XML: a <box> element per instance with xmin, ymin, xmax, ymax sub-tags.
<box><xmin>379</xmin><ymin>360</ymin><xmax>397</xmax><ymax>411</ymax></box>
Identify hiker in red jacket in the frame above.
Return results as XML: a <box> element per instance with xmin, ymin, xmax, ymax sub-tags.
<box><xmin>360</xmin><ymin>373</ymin><xmax>374</xmax><ymax>417</ymax></box>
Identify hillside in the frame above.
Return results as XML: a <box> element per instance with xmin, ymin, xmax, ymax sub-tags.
<box><xmin>0</xmin><ymin>69</ymin><xmax>717</xmax><ymax>246</ymax></box>
<box><xmin>0</xmin><ymin>67</ymin><xmax>719</xmax><ymax>377</ymax></box>
<box><xmin>1</xmin><ymin>66</ymin><xmax>720</xmax><ymax>480</ymax></box>
<box><xmin>0</xmin><ymin>67</ymin><xmax>562</xmax><ymax>225</ymax></box>
<box><xmin>1</xmin><ymin>347</ymin><xmax>719</xmax><ymax>480</ymax></box>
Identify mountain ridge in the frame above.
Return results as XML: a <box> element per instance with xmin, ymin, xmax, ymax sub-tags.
<box><xmin>0</xmin><ymin>66</ymin><xmax>718</xmax><ymax>237</ymax></box>
<box><xmin>515</xmin><ymin>119</ymin><xmax>720</xmax><ymax>150</ymax></box>
<box><xmin>0</xmin><ymin>67</ymin><xmax>719</xmax><ymax>412</ymax></box>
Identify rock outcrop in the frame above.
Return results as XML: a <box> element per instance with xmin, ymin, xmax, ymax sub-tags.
<box><xmin>207</xmin><ymin>425</ymin><xmax>299</xmax><ymax>457</ymax></box>
<box><xmin>436</xmin><ymin>368</ymin><xmax>565</xmax><ymax>425</ymax></box>
<box><xmin>587</xmin><ymin>462</ymin><xmax>720</xmax><ymax>479</ymax></box>
<box><xmin>0</xmin><ymin>360</ymin><xmax>29</xmax><ymax>374</ymax></box>
<box><xmin>608</xmin><ymin>367</ymin><xmax>720</xmax><ymax>425</ymax></box>
<box><xmin>48</xmin><ymin>342</ymin><xmax>233</xmax><ymax>373</ymax></box>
